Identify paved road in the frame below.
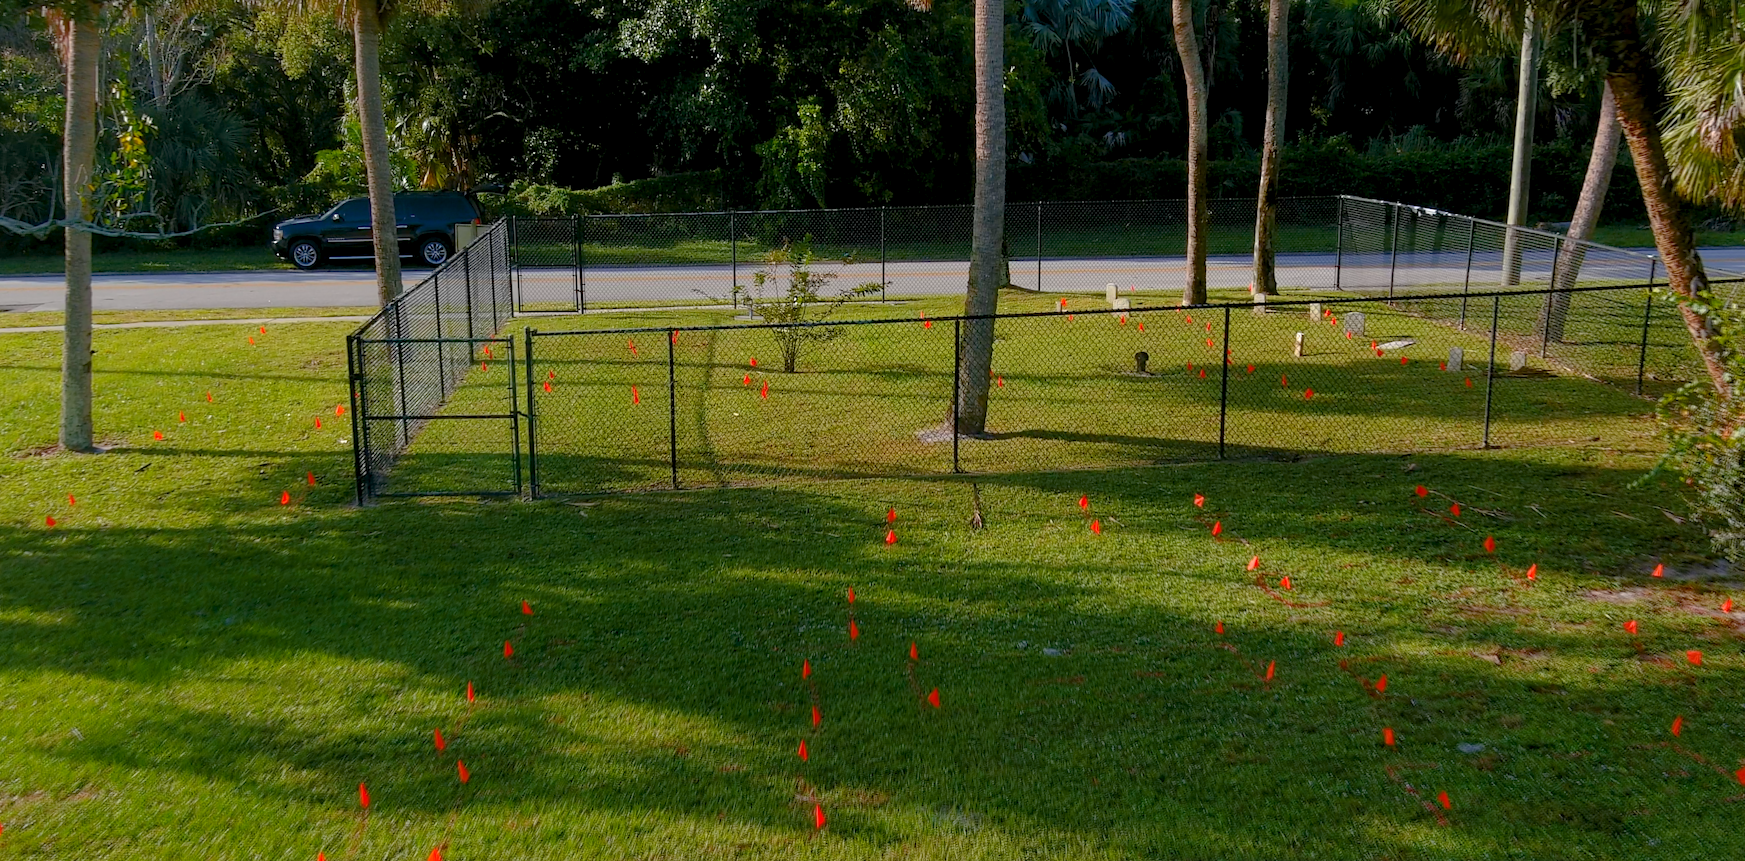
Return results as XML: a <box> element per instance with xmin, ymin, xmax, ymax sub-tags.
<box><xmin>3</xmin><ymin>248</ymin><xmax>1742</xmax><ymax>312</ymax></box>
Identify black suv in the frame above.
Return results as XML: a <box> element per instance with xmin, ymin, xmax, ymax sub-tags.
<box><xmin>272</xmin><ymin>191</ymin><xmax>479</xmax><ymax>270</ymax></box>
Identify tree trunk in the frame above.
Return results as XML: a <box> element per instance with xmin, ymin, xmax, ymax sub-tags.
<box><xmin>956</xmin><ymin>0</ymin><xmax>1005</xmax><ymax>436</ymax></box>
<box><xmin>1544</xmin><ymin>81</ymin><xmax>1620</xmax><ymax>340</ymax></box>
<box><xmin>352</xmin><ymin>0</ymin><xmax>403</xmax><ymax>306</ymax></box>
<box><xmin>1250</xmin><ymin>0</ymin><xmax>1288</xmax><ymax>297</ymax></box>
<box><xmin>1173</xmin><ymin>0</ymin><xmax>1209</xmax><ymax>305</ymax></box>
<box><xmin>1588</xmin><ymin>0</ymin><xmax>1729</xmax><ymax>397</ymax></box>
<box><xmin>1501</xmin><ymin>7</ymin><xmax>1540</xmax><ymax>288</ymax></box>
<box><xmin>59</xmin><ymin>1</ymin><xmax>100</xmax><ymax>454</ymax></box>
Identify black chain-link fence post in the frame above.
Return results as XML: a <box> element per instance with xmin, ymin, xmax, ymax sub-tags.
<box><xmin>1334</xmin><ymin>196</ymin><xmax>1344</xmax><ymax>290</ymax></box>
<box><xmin>1638</xmin><ymin>259</ymin><xmax>1658</xmax><ymax>395</ymax></box>
<box><xmin>347</xmin><ymin>334</ymin><xmax>367</xmax><ymax>505</ymax></box>
<box><xmin>525</xmin><ymin>327</ymin><xmax>538</xmax><ymax>499</ymax></box>
<box><xmin>1387</xmin><ymin>204</ymin><xmax>1400</xmax><ymax>302</ymax></box>
<box><xmin>507</xmin><ymin>215</ymin><xmax>518</xmax><ymax>314</ymax></box>
<box><xmin>1460</xmin><ymin>217</ymin><xmax>1476</xmax><ymax>329</ymax></box>
<box><xmin>433</xmin><ymin>271</ymin><xmax>447</xmax><ymax>397</ymax></box>
<box><xmin>575</xmin><ymin>217</ymin><xmax>585</xmax><ymax>312</ymax></box>
<box><xmin>1219</xmin><ymin>305</ymin><xmax>1231</xmax><ymax>458</ymax></box>
<box><xmin>508</xmin><ymin>337</ymin><xmax>522</xmax><ymax>497</ymax></box>
<box><xmin>952</xmin><ymin>318</ymin><xmax>961</xmax><ymax>474</ymax></box>
<box><xmin>463</xmin><ymin>239</ymin><xmax>476</xmax><ymax>359</ymax></box>
<box><xmin>489</xmin><ymin>225</ymin><xmax>501</xmax><ymax>332</ymax></box>
<box><xmin>1035</xmin><ymin>201</ymin><xmax>1044</xmax><ymax>292</ymax></box>
<box><xmin>879</xmin><ymin>207</ymin><xmax>887</xmax><ymax>302</ymax></box>
<box><xmin>391</xmin><ymin>301</ymin><xmax>410</xmax><ymax>448</ymax></box>
<box><xmin>668</xmin><ymin>329</ymin><xmax>679</xmax><ymax>490</ymax></box>
<box><xmin>1484</xmin><ymin>295</ymin><xmax>1500</xmax><ymax>449</ymax></box>
<box><xmin>1541</xmin><ymin>235</ymin><xmax>1562</xmax><ymax>357</ymax></box>
<box><xmin>730</xmin><ymin>209</ymin><xmax>738</xmax><ymax>306</ymax></box>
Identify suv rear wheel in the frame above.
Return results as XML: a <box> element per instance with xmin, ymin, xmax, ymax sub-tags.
<box><xmin>418</xmin><ymin>235</ymin><xmax>452</xmax><ymax>267</ymax></box>
<box><xmin>288</xmin><ymin>239</ymin><xmax>322</xmax><ymax>271</ymax></box>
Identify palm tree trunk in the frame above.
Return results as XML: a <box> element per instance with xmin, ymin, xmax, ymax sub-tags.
<box><xmin>1590</xmin><ymin>0</ymin><xmax>1729</xmax><ymax>397</ymax></box>
<box><xmin>352</xmin><ymin>0</ymin><xmax>403</xmax><ymax>306</ymax></box>
<box><xmin>59</xmin><ymin>0</ymin><xmax>100</xmax><ymax>454</ymax></box>
<box><xmin>956</xmin><ymin>0</ymin><xmax>1005</xmax><ymax>436</ymax></box>
<box><xmin>1250</xmin><ymin>0</ymin><xmax>1287</xmax><ymax>297</ymax></box>
<box><xmin>1172</xmin><ymin>0</ymin><xmax>1209</xmax><ymax>305</ymax></box>
<box><xmin>1544</xmin><ymin>81</ymin><xmax>1620</xmax><ymax>340</ymax></box>
<box><xmin>1501</xmin><ymin>8</ymin><xmax>1540</xmax><ymax>287</ymax></box>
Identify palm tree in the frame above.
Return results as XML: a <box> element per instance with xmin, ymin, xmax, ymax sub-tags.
<box><xmin>348</xmin><ymin>0</ymin><xmax>403</xmax><ymax>306</ymax></box>
<box><xmin>1250</xmin><ymin>0</ymin><xmax>1287</xmax><ymax>297</ymax></box>
<box><xmin>50</xmin><ymin>0</ymin><xmax>102</xmax><ymax>453</ymax></box>
<box><xmin>1171</xmin><ymin>0</ymin><xmax>1208</xmax><ymax>305</ymax></box>
<box><xmin>956</xmin><ymin>0</ymin><xmax>1005</xmax><ymax>436</ymax></box>
<box><xmin>1544</xmin><ymin>81</ymin><xmax>1619</xmax><ymax>339</ymax></box>
<box><xmin>1499</xmin><ymin>7</ymin><xmax>1538</xmax><ymax>287</ymax></box>
<box><xmin>1399</xmin><ymin>0</ymin><xmax>1732</xmax><ymax>398</ymax></box>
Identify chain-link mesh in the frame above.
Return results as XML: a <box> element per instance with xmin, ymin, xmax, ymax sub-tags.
<box><xmin>511</xmin><ymin>217</ymin><xmax>580</xmax><ymax>312</ymax></box>
<box><xmin>349</xmin><ymin>219</ymin><xmax>519</xmax><ymax>500</ymax></box>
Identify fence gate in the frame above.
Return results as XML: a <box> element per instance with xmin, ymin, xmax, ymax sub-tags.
<box><xmin>511</xmin><ymin>217</ymin><xmax>581</xmax><ymax>313</ymax></box>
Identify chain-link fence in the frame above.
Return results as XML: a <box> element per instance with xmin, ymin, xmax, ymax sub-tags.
<box><xmin>347</xmin><ymin>219</ymin><xmax>521</xmax><ymax>502</ymax></box>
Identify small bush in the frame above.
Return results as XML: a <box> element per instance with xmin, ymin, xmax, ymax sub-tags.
<box><xmin>1652</xmin><ymin>287</ymin><xmax>1745</xmax><ymax>563</ymax></box>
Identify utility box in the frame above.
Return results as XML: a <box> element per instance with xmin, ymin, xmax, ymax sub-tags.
<box><xmin>454</xmin><ymin>222</ymin><xmax>482</xmax><ymax>250</ymax></box>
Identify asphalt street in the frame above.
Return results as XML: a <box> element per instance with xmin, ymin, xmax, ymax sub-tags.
<box><xmin>3</xmin><ymin>248</ymin><xmax>1742</xmax><ymax>313</ymax></box>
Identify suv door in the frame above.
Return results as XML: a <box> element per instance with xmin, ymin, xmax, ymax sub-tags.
<box><xmin>320</xmin><ymin>199</ymin><xmax>372</xmax><ymax>256</ymax></box>
<box><xmin>391</xmin><ymin>194</ymin><xmax>421</xmax><ymax>256</ymax></box>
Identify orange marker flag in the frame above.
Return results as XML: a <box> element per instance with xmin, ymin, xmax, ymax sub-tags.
<box><xmin>671</xmin><ymin>331</ymin><xmax>679</xmax><ymax>344</ymax></box>
<box><xmin>1185</xmin><ymin>314</ymin><xmax>1193</xmax><ymax>323</ymax></box>
<box><xmin>315</xmin><ymin>418</ymin><xmax>322</xmax><ymax>429</ymax></box>
<box><xmin>1450</xmin><ymin>503</ymin><xmax>1461</xmax><ymax>517</ymax></box>
<box><xmin>802</xmin><ymin>659</ymin><xmax>811</xmax><ymax>679</ymax></box>
<box><xmin>743</xmin><ymin>374</ymin><xmax>751</xmax><ymax>385</ymax></box>
<box><xmin>1375</xmin><ymin>674</ymin><xmax>1388</xmax><ymax>693</ymax></box>
<box><xmin>814</xmin><ymin>803</ymin><xmax>826</xmax><ymax>830</ymax></box>
<box><xmin>750</xmin><ymin>357</ymin><xmax>757</xmax><ymax>367</ymax></box>
<box><xmin>886</xmin><ymin>507</ymin><xmax>896</xmax><ymax>524</ymax></box>
<box><xmin>1067</xmin><ymin>314</ymin><xmax>1074</xmax><ymax>320</ymax></box>
<box><xmin>928</xmin><ymin>688</ymin><xmax>941</xmax><ymax>708</ymax></box>
<box><xmin>1483</xmin><ymin>535</ymin><xmax>1496</xmax><ymax>554</ymax></box>
<box><xmin>280</xmin><ymin>491</ymin><xmax>290</xmax><ymax>505</ymax></box>
<box><xmin>1137</xmin><ymin>323</ymin><xmax>1145</xmax><ymax>332</ymax></box>
<box><xmin>336</xmin><ymin>404</ymin><xmax>345</xmax><ymax>416</ymax></box>
<box><xmin>260</xmin><ymin>325</ymin><xmax>267</xmax><ymax>335</ymax></box>
<box><xmin>308</xmin><ymin>472</ymin><xmax>316</xmax><ymax>487</ymax></box>
<box><xmin>1193</xmin><ymin>493</ymin><xmax>1205</xmax><ymax>508</ymax></box>
<box><xmin>1671</xmin><ymin>715</ymin><xmax>1683</xmax><ymax>737</ymax></box>
<box><xmin>1724</xmin><ymin>598</ymin><xmax>1733</xmax><ymax>613</ymax></box>
<box><xmin>481</xmin><ymin>362</ymin><xmax>488</xmax><ymax>371</ymax></box>
<box><xmin>1281</xmin><ymin>374</ymin><xmax>1288</xmax><ymax>387</ymax></box>
<box><xmin>359</xmin><ymin>783</ymin><xmax>370</xmax><ymax>809</ymax></box>
<box><xmin>1652</xmin><ymin>564</ymin><xmax>1664</xmax><ymax>578</ymax></box>
<box><xmin>548</xmin><ymin>371</ymin><xmax>555</xmax><ymax>381</ymax></box>
<box><xmin>1079</xmin><ymin>494</ymin><xmax>1089</xmax><ymax>510</ymax></box>
<box><xmin>483</xmin><ymin>345</ymin><xmax>493</xmax><ymax>358</ymax></box>
<box><xmin>68</xmin><ymin>494</ymin><xmax>75</xmax><ymax>506</ymax></box>
<box><xmin>1211</xmin><ymin>521</ymin><xmax>1222</xmax><ymax>537</ymax></box>
<box><xmin>1206</xmin><ymin>338</ymin><xmax>1214</xmax><ymax>348</ymax></box>
<box><xmin>1686</xmin><ymin>650</ymin><xmax>1703</xmax><ymax>666</ymax></box>
<box><xmin>429</xmin><ymin>848</ymin><xmax>442</xmax><ymax>861</ymax></box>
<box><xmin>628</xmin><ymin>339</ymin><xmax>639</xmax><ymax>356</ymax></box>
<box><xmin>1090</xmin><ymin>518</ymin><xmax>1101</xmax><ymax>534</ymax></box>
<box><xmin>1383</xmin><ymin>728</ymin><xmax>1395</xmax><ymax>747</ymax></box>
<box><xmin>248</xmin><ymin>337</ymin><xmax>255</xmax><ymax>345</ymax></box>
<box><xmin>1280</xmin><ymin>576</ymin><xmax>1292</xmax><ymax>590</ymax></box>
<box><xmin>522</xmin><ymin>600</ymin><xmax>533</xmax><ymax>615</ymax></box>
<box><xmin>1119</xmin><ymin>315</ymin><xmax>1126</xmax><ymax>325</ymax></box>
<box><xmin>1304</xmin><ymin>388</ymin><xmax>1314</xmax><ymax>399</ymax></box>
<box><xmin>798</xmin><ymin>739</ymin><xmax>809</xmax><ymax>761</ymax></box>
<box><xmin>466</xmin><ymin>681</ymin><xmax>475</xmax><ymax>703</ymax></box>
<box><xmin>1058</xmin><ymin>298</ymin><xmax>1067</xmax><ymax>309</ymax></box>
<box><xmin>812</xmin><ymin>705</ymin><xmax>821</xmax><ymax>728</ymax></box>
<box><xmin>1246</xmin><ymin>364</ymin><xmax>1255</xmax><ymax>374</ymax></box>
<box><xmin>885</xmin><ymin>529</ymin><xmax>896</xmax><ymax>545</ymax></box>
<box><xmin>434</xmin><ymin>728</ymin><xmax>446</xmax><ymax>751</ymax></box>
<box><xmin>1334</xmin><ymin>631</ymin><xmax>1345</xmax><ymax>646</ymax></box>
<box><xmin>1247</xmin><ymin>556</ymin><xmax>1259</xmax><ymax>571</ymax></box>
<box><xmin>1437</xmin><ymin>791</ymin><xmax>1451</xmax><ymax>810</ymax></box>
<box><xmin>1415</xmin><ymin>485</ymin><xmax>1428</xmax><ymax>497</ymax></box>
<box><xmin>1215</xmin><ymin>620</ymin><xmax>1224</xmax><ymax>635</ymax></box>
<box><xmin>179</xmin><ymin>411</ymin><xmax>186</xmax><ymax>423</ymax></box>
<box><xmin>1465</xmin><ymin>377</ymin><xmax>1474</xmax><ymax>387</ymax></box>
<box><xmin>1440</xmin><ymin>362</ymin><xmax>1447</xmax><ymax>371</ymax></box>
<box><xmin>910</xmin><ymin>641</ymin><xmax>919</xmax><ymax>661</ymax></box>
<box><xmin>847</xmin><ymin>588</ymin><xmax>855</xmax><ymax>604</ymax></box>
<box><xmin>153</xmin><ymin>430</ymin><xmax>165</xmax><ymax>440</ymax></box>
<box><xmin>760</xmin><ymin>381</ymin><xmax>769</xmax><ymax>399</ymax></box>
<box><xmin>543</xmin><ymin>381</ymin><xmax>552</xmax><ymax>393</ymax></box>
<box><xmin>44</xmin><ymin>515</ymin><xmax>55</xmax><ymax>528</ymax></box>
<box><xmin>632</xmin><ymin>386</ymin><xmax>641</xmax><ymax>405</ymax></box>
<box><xmin>997</xmin><ymin>376</ymin><xmax>1005</xmax><ymax>387</ymax></box>
<box><xmin>923</xmin><ymin>320</ymin><xmax>933</xmax><ymax>329</ymax></box>
<box><xmin>1264</xmin><ymin>661</ymin><xmax>1275</xmax><ymax>682</ymax></box>
<box><xmin>1736</xmin><ymin>767</ymin><xmax>1745</xmax><ymax>786</ymax></box>
<box><xmin>1199</xmin><ymin>369</ymin><xmax>1207</xmax><ymax>379</ymax></box>
<box><xmin>457</xmin><ymin>761</ymin><xmax>469</xmax><ymax>783</ymax></box>
<box><xmin>1526</xmin><ymin>564</ymin><xmax>1537</xmax><ymax>581</ymax></box>
<box><xmin>849</xmin><ymin>620</ymin><xmax>859</xmax><ymax>641</ymax></box>
<box><xmin>504</xmin><ymin>640</ymin><xmax>514</xmax><ymax>659</ymax></box>
<box><xmin>1624</xmin><ymin>619</ymin><xmax>1638</xmax><ymax>635</ymax></box>
<box><xmin>1400</xmin><ymin>356</ymin><xmax>1408</xmax><ymax>366</ymax></box>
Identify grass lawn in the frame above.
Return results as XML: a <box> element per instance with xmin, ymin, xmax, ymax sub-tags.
<box><xmin>0</xmin><ymin>307</ymin><xmax>379</xmax><ymax>330</ymax></box>
<box><xmin>2</xmin><ymin>312</ymin><xmax>1740</xmax><ymax>860</ymax></box>
<box><xmin>0</xmin><ymin>246</ymin><xmax>290</xmax><ymax>276</ymax></box>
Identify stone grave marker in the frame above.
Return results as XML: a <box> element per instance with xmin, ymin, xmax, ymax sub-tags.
<box><xmin>1343</xmin><ymin>312</ymin><xmax>1366</xmax><ymax>337</ymax></box>
<box><xmin>1293</xmin><ymin>332</ymin><xmax>1305</xmax><ymax>358</ymax></box>
<box><xmin>1509</xmin><ymin>350</ymin><xmax>1528</xmax><ymax>372</ymax></box>
<box><xmin>1447</xmin><ymin>346</ymin><xmax>1463</xmax><ymax>371</ymax></box>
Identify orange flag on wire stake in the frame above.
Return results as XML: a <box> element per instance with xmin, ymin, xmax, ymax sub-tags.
<box><xmin>850</xmin><ymin>620</ymin><xmax>860</xmax><ymax>641</ymax></box>
<box><xmin>153</xmin><ymin>430</ymin><xmax>164</xmax><ymax>440</ymax></box>
<box><xmin>887</xmin><ymin>507</ymin><xmax>896</xmax><ymax>524</ymax></box>
<box><xmin>1304</xmin><ymin>388</ymin><xmax>1314</xmax><ymax>399</ymax></box>
<box><xmin>1438</xmin><ymin>791</ymin><xmax>1451</xmax><ymax>810</ymax></box>
<box><xmin>1415</xmin><ymin>485</ymin><xmax>1427</xmax><ymax>498</ymax></box>
<box><xmin>885</xmin><ymin>529</ymin><xmax>896</xmax><ymax>545</ymax></box>
<box><xmin>1264</xmin><ymin>661</ymin><xmax>1275</xmax><ymax>682</ymax></box>
<box><xmin>760</xmin><ymin>381</ymin><xmax>769</xmax><ymax>400</ymax></box>
<box><xmin>1079</xmin><ymin>494</ymin><xmax>1088</xmax><ymax>510</ymax></box>
<box><xmin>457</xmin><ymin>761</ymin><xmax>470</xmax><ymax>783</ymax></box>
<box><xmin>522</xmin><ymin>600</ymin><xmax>533</xmax><ymax>615</ymax></box>
<box><xmin>1526</xmin><ymin>564</ymin><xmax>1537</xmax><ymax>581</ymax></box>
<box><xmin>466</xmin><ymin>681</ymin><xmax>474</xmax><ymax>703</ymax></box>
<box><xmin>1280</xmin><ymin>576</ymin><xmax>1292</xmax><ymax>590</ymax></box>
<box><xmin>928</xmin><ymin>688</ymin><xmax>941</xmax><ymax>708</ymax></box>
<box><xmin>504</xmin><ymin>640</ymin><xmax>514</xmax><ymax>659</ymax></box>
<box><xmin>799</xmin><ymin>739</ymin><xmax>808</xmax><ymax>761</ymax></box>
<box><xmin>1450</xmin><ymin>503</ymin><xmax>1461</xmax><ymax>517</ymax></box>
<box><xmin>280</xmin><ymin>491</ymin><xmax>291</xmax><ymax>506</ymax></box>
<box><xmin>179</xmin><ymin>411</ymin><xmax>186</xmax><ymax>423</ymax></box>
<box><xmin>429</xmin><ymin>848</ymin><xmax>442</xmax><ymax>861</ymax></box>
<box><xmin>1215</xmin><ymin>621</ymin><xmax>1224</xmax><ymax>635</ymax></box>
<box><xmin>1686</xmin><ymin>650</ymin><xmax>1703</xmax><ymax>666</ymax></box>
<box><xmin>1193</xmin><ymin>493</ymin><xmax>1205</xmax><ymax>508</ymax></box>
<box><xmin>910</xmin><ymin>641</ymin><xmax>919</xmax><ymax>661</ymax></box>
<box><xmin>1652</xmin><ymin>564</ymin><xmax>1665</xmax><ymax>578</ymax></box>
<box><xmin>1247</xmin><ymin>556</ymin><xmax>1260</xmax><ymax>571</ymax></box>
<box><xmin>1211</xmin><ymin>521</ymin><xmax>1222</xmax><ymax>537</ymax></box>
<box><xmin>1624</xmin><ymin>619</ymin><xmax>1638</xmax><ymax>635</ymax></box>
<box><xmin>1483</xmin><ymin>535</ymin><xmax>1496</xmax><ymax>554</ymax></box>
<box><xmin>1383</xmin><ymin>728</ymin><xmax>1395</xmax><ymax>747</ymax></box>
<box><xmin>434</xmin><ymin>728</ymin><xmax>446</xmax><ymax>751</ymax></box>
<box><xmin>1334</xmin><ymin>631</ymin><xmax>1345</xmax><ymax>646</ymax></box>
<box><xmin>1725</xmin><ymin>598</ymin><xmax>1733</xmax><ymax>613</ymax></box>
<box><xmin>544</xmin><ymin>381</ymin><xmax>552</xmax><ymax>393</ymax></box>
<box><xmin>848</xmin><ymin>589</ymin><xmax>855</xmax><ymax>606</ymax></box>
<box><xmin>1090</xmin><ymin>518</ymin><xmax>1102</xmax><ymax>534</ymax></box>
<box><xmin>631</xmin><ymin>386</ymin><xmax>641</xmax><ymax>405</ymax></box>
<box><xmin>359</xmin><ymin>783</ymin><xmax>370</xmax><ymax>809</ymax></box>
<box><xmin>1375</xmin><ymin>675</ymin><xmax>1388</xmax><ymax>693</ymax></box>
<box><xmin>308</xmin><ymin>472</ymin><xmax>316</xmax><ymax>486</ymax></box>
<box><xmin>812</xmin><ymin>705</ymin><xmax>821</xmax><ymax>728</ymax></box>
<box><xmin>44</xmin><ymin>516</ymin><xmax>55</xmax><ymax>528</ymax></box>
<box><xmin>803</xmin><ymin>659</ymin><xmax>811</xmax><ymax>679</ymax></box>
<box><xmin>814</xmin><ymin>804</ymin><xmax>826</xmax><ymax>830</ymax></box>
<box><xmin>1671</xmin><ymin>716</ymin><xmax>1683</xmax><ymax>737</ymax></box>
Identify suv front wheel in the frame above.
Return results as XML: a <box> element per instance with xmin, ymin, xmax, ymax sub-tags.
<box><xmin>288</xmin><ymin>239</ymin><xmax>323</xmax><ymax>271</ymax></box>
<box><xmin>418</xmin><ymin>235</ymin><xmax>453</xmax><ymax>267</ymax></box>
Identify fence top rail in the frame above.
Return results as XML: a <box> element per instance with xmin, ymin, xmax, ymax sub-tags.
<box><xmin>524</xmin><ymin>278</ymin><xmax>1729</xmax><ymax>339</ymax></box>
<box><xmin>1337</xmin><ymin>195</ymin><xmax>1660</xmax><ymax>263</ymax></box>
<box><xmin>508</xmin><ymin>196</ymin><xmax>1344</xmax><ymax>222</ymax></box>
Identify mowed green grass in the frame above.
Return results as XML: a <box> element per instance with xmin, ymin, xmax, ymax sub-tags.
<box><xmin>1</xmin><ymin>315</ymin><xmax>1741</xmax><ymax>860</ymax></box>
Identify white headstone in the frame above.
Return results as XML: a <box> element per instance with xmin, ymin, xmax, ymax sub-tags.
<box><xmin>1309</xmin><ymin>302</ymin><xmax>1322</xmax><ymax>321</ymax></box>
<box><xmin>1111</xmin><ymin>297</ymin><xmax>1131</xmax><ymax>311</ymax></box>
<box><xmin>1343</xmin><ymin>312</ymin><xmax>1366</xmax><ymax>337</ymax></box>
<box><xmin>1252</xmin><ymin>293</ymin><xmax>1268</xmax><ymax>316</ymax></box>
<box><xmin>1293</xmin><ymin>332</ymin><xmax>1305</xmax><ymax>358</ymax></box>
<box><xmin>1447</xmin><ymin>346</ymin><xmax>1463</xmax><ymax>371</ymax></box>
<box><xmin>1509</xmin><ymin>350</ymin><xmax>1528</xmax><ymax>372</ymax></box>
<box><xmin>1105</xmin><ymin>283</ymin><xmax>1119</xmax><ymax>304</ymax></box>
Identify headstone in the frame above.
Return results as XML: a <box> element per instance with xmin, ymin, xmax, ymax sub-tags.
<box><xmin>1134</xmin><ymin>351</ymin><xmax>1150</xmax><ymax>374</ymax></box>
<box><xmin>1293</xmin><ymin>332</ymin><xmax>1305</xmax><ymax>358</ymax></box>
<box><xmin>1378</xmin><ymin>338</ymin><xmax>1416</xmax><ymax>351</ymax></box>
<box><xmin>1509</xmin><ymin>350</ymin><xmax>1527</xmax><ymax>372</ymax></box>
<box><xmin>1105</xmin><ymin>283</ymin><xmax>1119</xmax><ymax>304</ymax></box>
<box><xmin>1447</xmin><ymin>347</ymin><xmax>1463</xmax><ymax>371</ymax></box>
<box><xmin>1252</xmin><ymin>293</ymin><xmax>1268</xmax><ymax>316</ymax></box>
<box><xmin>1343</xmin><ymin>312</ymin><xmax>1366</xmax><ymax>337</ymax></box>
<box><xmin>1309</xmin><ymin>302</ymin><xmax>1322</xmax><ymax>321</ymax></box>
<box><xmin>1111</xmin><ymin>297</ymin><xmax>1131</xmax><ymax>311</ymax></box>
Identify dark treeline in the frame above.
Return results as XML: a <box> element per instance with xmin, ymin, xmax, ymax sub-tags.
<box><xmin>0</xmin><ymin>0</ymin><xmax>1650</xmax><ymax>254</ymax></box>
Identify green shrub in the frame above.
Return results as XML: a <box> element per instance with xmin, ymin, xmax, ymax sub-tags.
<box><xmin>480</xmin><ymin>171</ymin><xmax>728</xmax><ymax>218</ymax></box>
<box><xmin>1651</xmin><ymin>287</ymin><xmax>1745</xmax><ymax>563</ymax></box>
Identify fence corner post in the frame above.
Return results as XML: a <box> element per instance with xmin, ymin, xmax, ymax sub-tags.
<box><xmin>952</xmin><ymin>318</ymin><xmax>962</xmax><ymax>474</ymax></box>
<box><xmin>668</xmin><ymin>328</ymin><xmax>679</xmax><ymax>490</ymax></box>
<box><xmin>525</xmin><ymin>327</ymin><xmax>538</xmax><ymax>499</ymax></box>
<box><xmin>1219</xmin><ymin>305</ymin><xmax>1230</xmax><ymax>459</ymax></box>
<box><xmin>1333</xmin><ymin>196</ymin><xmax>1344</xmax><ymax>291</ymax></box>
